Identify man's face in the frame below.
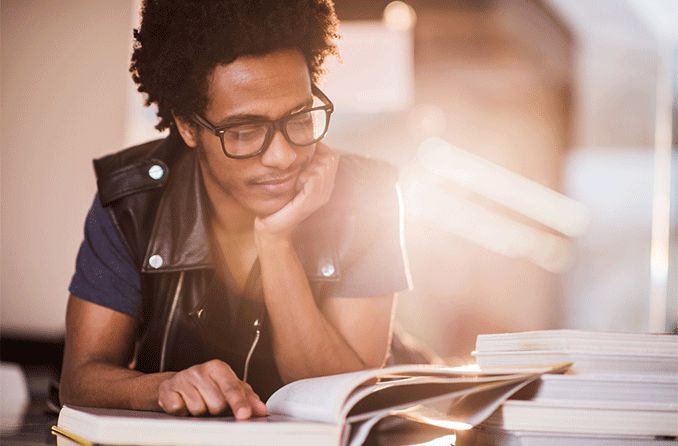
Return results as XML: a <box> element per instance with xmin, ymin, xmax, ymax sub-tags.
<box><xmin>193</xmin><ymin>49</ymin><xmax>316</xmax><ymax>217</ymax></box>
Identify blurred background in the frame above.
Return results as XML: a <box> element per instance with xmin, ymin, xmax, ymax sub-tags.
<box><xmin>1</xmin><ymin>0</ymin><xmax>677</xmax><ymax>418</ymax></box>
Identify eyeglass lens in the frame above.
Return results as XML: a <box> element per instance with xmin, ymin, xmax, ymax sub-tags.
<box><xmin>222</xmin><ymin>109</ymin><xmax>328</xmax><ymax>157</ymax></box>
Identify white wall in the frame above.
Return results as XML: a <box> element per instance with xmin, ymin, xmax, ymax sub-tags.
<box><xmin>1</xmin><ymin>0</ymin><xmax>134</xmax><ymax>338</ymax></box>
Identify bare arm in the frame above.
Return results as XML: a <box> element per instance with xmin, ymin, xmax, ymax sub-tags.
<box><xmin>60</xmin><ymin>294</ymin><xmax>266</xmax><ymax>418</ymax></box>
<box><xmin>60</xmin><ymin>294</ymin><xmax>166</xmax><ymax>410</ymax></box>
<box><xmin>254</xmin><ymin>143</ymin><xmax>396</xmax><ymax>382</ymax></box>
<box><xmin>256</xmin><ymin>238</ymin><xmax>395</xmax><ymax>382</ymax></box>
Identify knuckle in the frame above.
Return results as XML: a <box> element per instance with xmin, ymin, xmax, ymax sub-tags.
<box><xmin>225</xmin><ymin>389</ymin><xmax>247</xmax><ymax>405</ymax></box>
<box><xmin>172</xmin><ymin>374</ymin><xmax>189</xmax><ymax>388</ymax></box>
<box><xmin>220</xmin><ymin>381</ymin><xmax>234</xmax><ymax>392</ymax></box>
<box><xmin>184</xmin><ymin>399</ymin><xmax>207</xmax><ymax>416</ymax></box>
<box><xmin>188</xmin><ymin>367</ymin><xmax>204</xmax><ymax>380</ymax></box>
<box><xmin>206</xmin><ymin>359</ymin><xmax>230</xmax><ymax>374</ymax></box>
<box><xmin>208</xmin><ymin>399</ymin><xmax>227</xmax><ymax>415</ymax></box>
<box><xmin>174</xmin><ymin>368</ymin><xmax>189</xmax><ymax>379</ymax></box>
<box><xmin>164</xmin><ymin>399</ymin><xmax>185</xmax><ymax>414</ymax></box>
<box><xmin>187</xmin><ymin>406</ymin><xmax>206</xmax><ymax>416</ymax></box>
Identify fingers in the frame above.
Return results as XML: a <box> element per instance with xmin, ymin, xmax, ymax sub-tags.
<box><xmin>255</xmin><ymin>145</ymin><xmax>339</xmax><ymax>237</ymax></box>
<box><xmin>242</xmin><ymin>381</ymin><xmax>268</xmax><ymax>417</ymax></box>
<box><xmin>297</xmin><ymin>144</ymin><xmax>336</xmax><ymax>186</ymax></box>
<box><xmin>212</xmin><ymin>377</ymin><xmax>252</xmax><ymax>420</ymax></box>
<box><xmin>177</xmin><ymin>381</ymin><xmax>208</xmax><ymax>416</ymax></box>
<box><xmin>189</xmin><ymin>368</ymin><xmax>228</xmax><ymax>415</ymax></box>
<box><xmin>208</xmin><ymin>364</ymin><xmax>267</xmax><ymax>419</ymax></box>
<box><xmin>157</xmin><ymin>360</ymin><xmax>267</xmax><ymax>419</ymax></box>
<box><xmin>315</xmin><ymin>141</ymin><xmax>334</xmax><ymax>156</ymax></box>
<box><xmin>158</xmin><ymin>389</ymin><xmax>188</xmax><ymax>416</ymax></box>
<box><xmin>249</xmin><ymin>393</ymin><xmax>268</xmax><ymax>416</ymax></box>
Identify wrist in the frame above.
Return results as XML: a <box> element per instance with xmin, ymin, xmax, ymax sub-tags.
<box><xmin>253</xmin><ymin>218</ymin><xmax>293</xmax><ymax>248</ymax></box>
<box><xmin>254</xmin><ymin>229</ymin><xmax>293</xmax><ymax>252</ymax></box>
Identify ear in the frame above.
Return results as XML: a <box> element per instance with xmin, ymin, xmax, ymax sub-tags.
<box><xmin>172</xmin><ymin>113</ymin><xmax>199</xmax><ymax>149</ymax></box>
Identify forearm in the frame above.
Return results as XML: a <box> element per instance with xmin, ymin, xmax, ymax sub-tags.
<box><xmin>256</xmin><ymin>237</ymin><xmax>367</xmax><ymax>383</ymax></box>
<box><xmin>60</xmin><ymin>360</ymin><xmax>175</xmax><ymax>411</ymax></box>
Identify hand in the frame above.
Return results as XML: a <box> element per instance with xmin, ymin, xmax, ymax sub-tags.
<box><xmin>254</xmin><ymin>142</ymin><xmax>339</xmax><ymax>242</ymax></box>
<box><xmin>157</xmin><ymin>359</ymin><xmax>267</xmax><ymax>418</ymax></box>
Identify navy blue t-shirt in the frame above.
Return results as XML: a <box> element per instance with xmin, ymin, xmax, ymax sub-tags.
<box><xmin>69</xmin><ymin>195</ymin><xmax>142</xmax><ymax>320</ymax></box>
<box><xmin>70</xmin><ymin>192</ymin><xmax>411</xmax><ymax>320</ymax></box>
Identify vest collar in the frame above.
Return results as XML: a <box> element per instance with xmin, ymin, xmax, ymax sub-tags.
<box><xmin>140</xmin><ymin>139</ymin><xmax>342</xmax><ymax>282</ymax></box>
<box><xmin>142</xmin><ymin>146</ymin><xmax>212</xmax><ymax>272</ymax></box>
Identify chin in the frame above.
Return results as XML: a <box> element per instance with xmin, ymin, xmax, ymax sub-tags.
<box><xmin>247</xmin><ymin>193</ymin><xmax>294</xmax><ymax>217</ymax></box>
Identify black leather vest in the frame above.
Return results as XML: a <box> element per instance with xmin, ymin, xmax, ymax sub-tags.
<box><xmin>93</xmin><ymin>132</ymin><xmax>400</xmax><ymax>400</ymax></box>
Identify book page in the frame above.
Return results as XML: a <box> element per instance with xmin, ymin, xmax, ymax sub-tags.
<box><xmin>266</xmin><ymin>364</ymin><xmax>488</xmax><ymax>423</ymax></box>
<box><xmin>266</xmin><ymin>369</ymin><xmax>381</xmax><ymax>423</ymax></box>
<box><xmin>266</xmin><ymin>364</ymin><xmax>566</xmax><ymax>424</ymax></box>
<box><xmin>343</xmin><ymin>374</ymin><xmax>532</xmax><ymax>418</ymax></box>
<box><xmin>340</xmin><ymin>375</ymin><xmax>545</xmax><ymax>445</ymax></box>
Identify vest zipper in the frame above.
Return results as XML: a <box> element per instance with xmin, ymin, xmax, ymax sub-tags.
<box><xmin>159</xmin><ymin>271</ymin><xmax>185</xmax><ymax>372</ymax></box>
<box><xmin>242</xmin><ymin>319</ymin><xmax>261</xmax><ymax>383</ymax></box>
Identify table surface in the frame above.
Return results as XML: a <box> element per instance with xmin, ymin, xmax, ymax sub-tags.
<box><xmin>1</xmin><ymin>401</ymin><xmax>59</xmax><ymax>446</ymax></box>
<box><xmin>0</xmin><ymin>400</ymin><xmax>457</xmax><ymax>446</ymax></box>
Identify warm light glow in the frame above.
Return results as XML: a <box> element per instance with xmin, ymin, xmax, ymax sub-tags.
<box><xmin>448</xmin><ymin>363</ymin><xmax>482</xmax><ymax>372</ymax></box>
<box><xmin>402</xmin><ymin>174</ymin><xmax>576</xmax><ymax>273</ymax></box>
<box><xmin>383</xmin><ymin>1</ymin><xmax>417</xmax><ymax>31</ymax></box>
<box><xmin>405</xmin><ymin>435</ymin><xmax>457</xmax><ymax>446</ymax></box>
<box><xmin>407</xmin><ymin>104</ymin><xmax>447</xmax><ymax>139</ymax></box>
<box><xmin>417</xmin><ymin>137</ymin><xmax>591</xmax><ymax>237</ymax></box>
<box><xmin>415</xmin><ymin>418</ymin><xmax>473</xmax><ymax>431</ymax></box>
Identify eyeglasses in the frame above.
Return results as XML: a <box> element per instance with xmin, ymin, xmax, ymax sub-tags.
<box><xmin>192</xmin><ymin>85</ymin><xmax>334</xmax><ymax>159</ymax></box>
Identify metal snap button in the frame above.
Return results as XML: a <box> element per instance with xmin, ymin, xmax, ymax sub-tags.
<box><xmin>149</xmin><ymin>254</ymin><xmax>163</xmax><ymax>269</ymax></box>
<box><xmin>320</xmin><ymin>262</ymin><xmax>335</xmax><ymax>277</ymax></box>
<box><xmin>148</xmin><ymin>164</ymin><xmax>164</xmax><ymax>180</ymax></box>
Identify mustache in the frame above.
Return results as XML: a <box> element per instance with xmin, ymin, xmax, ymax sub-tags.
<box><xmin>247</xmin><ymin>165</ymin><xmax>306</xmax><ymax>186</ymax></box>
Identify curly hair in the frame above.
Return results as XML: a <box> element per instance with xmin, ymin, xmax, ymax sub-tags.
<box><xmin>130</xmin><ymin>0</ymin><xmax>339</xmax><ymax>131</ymax></box>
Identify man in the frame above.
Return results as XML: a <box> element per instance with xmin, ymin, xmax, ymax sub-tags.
<box><xmin>60</xmin><ymin>0</ymin><xmax>410</xmax><ymax>419</ymax></box>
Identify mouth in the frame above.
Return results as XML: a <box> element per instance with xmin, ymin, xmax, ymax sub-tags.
<box><xmin>250</xmin><ymin>171</ymin><xmax>299</xmax><ymax>195</ymax></box>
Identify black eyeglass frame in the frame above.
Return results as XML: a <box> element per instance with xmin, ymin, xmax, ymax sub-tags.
<box><xmin>192</xmin><ymin>85</ymin><xmax>334</xmax><ymax>160</ymax></box>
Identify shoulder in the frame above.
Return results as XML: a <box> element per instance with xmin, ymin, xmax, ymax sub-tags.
<box><xmin>300</xmin><ymin>151</ymin><xmax>402</xmax><ymax>254</ymax></box>
<box><xmin>297</xmin><ymin>153</ymin><xmax>409</xmax><ymax>293</ymax></box>
<box><xmin>331</xmin><ymin>153</ymin><xmax>400</xmax><ymax>210</ymax></box>
<box><xmin>90</xmin><ymin>134</ymin><xmax>188</xmax><ymax>267</ymax></box>
<box><xmin>336</xmin><ymin>153</ymin><xmax>399</xmax><ymax>182</ymax></box>
<box><xmin>93</xmin><ymin>134</ymin><xmax>185</xmax><ymax>206</ymax></box>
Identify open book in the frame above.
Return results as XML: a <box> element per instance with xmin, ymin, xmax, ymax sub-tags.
<box><xmin>53</xmin><ymin>363</ymin><xmax>568</xmax><ymax>446</ymax></box>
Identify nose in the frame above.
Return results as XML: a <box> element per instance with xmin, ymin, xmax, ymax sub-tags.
<box><xmin>260</xmin><ymin>129</ymin><xmax>297</xmax><ymax>170</ymax></box>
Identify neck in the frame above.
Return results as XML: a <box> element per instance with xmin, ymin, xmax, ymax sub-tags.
<box><xmin>199</xmin><ymin>172</ymin><xmax>255</xmax><ymax>236</ymax></box>
<box><xmin>195</xmin><ymin>147</ymin><xmax>255</xmax><ymax>235</ymax></box>
<box><xmin>207</xmin><ymin>191</ymin><xmax>255</xmax><ymax>235</ymax></box>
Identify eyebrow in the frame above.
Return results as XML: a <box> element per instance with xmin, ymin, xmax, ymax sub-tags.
<box><xmin>213</xmin><ymin>97</ymin><xmax>314</xmax><ymax>127</ymax></box>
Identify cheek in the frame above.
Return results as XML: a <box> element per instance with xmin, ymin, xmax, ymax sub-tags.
<box><xmin>295</xmin><ymin>145</ymin><xmax>316</xmax><ymax>168</ymax></box>
<box><xmin>209</xmin><ymin>160</ymin><xmax>253</xmax><ymax>196</ymax></box>
<box><xmin>198</xmin><ymin>140</ymin><xmax>251</xmax><ymax>193</ymax></box>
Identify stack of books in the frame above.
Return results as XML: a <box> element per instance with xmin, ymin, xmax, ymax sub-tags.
<box><xmin>457</xmin><ymin>330</ymin><xmax>678</xmax><ymax>446</ymax></box>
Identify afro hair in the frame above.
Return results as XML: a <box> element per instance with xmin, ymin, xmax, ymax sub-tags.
<box><xmin>130</xmin><ymin>0</ymin><xmax>339</xmax><ymax>131</ymax></box>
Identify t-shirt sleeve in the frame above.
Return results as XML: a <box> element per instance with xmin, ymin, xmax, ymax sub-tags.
<box><xmin>326</xmin><ymin>183</ymin><xmax>412</xmax><ymax>298</ymax></box>
<box><xmin>68</xmin><ymin>194</ymin><xmax>142</xmax><ymax>320</ymax></box>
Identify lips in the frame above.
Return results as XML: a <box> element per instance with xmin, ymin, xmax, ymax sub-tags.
<box><xmin>250</xmin><ymin>171</ymin><xmax>299</xmax><ymax>195</ymax></box>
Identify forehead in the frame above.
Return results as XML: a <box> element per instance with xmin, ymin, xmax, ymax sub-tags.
<box><xmin>204</xmin><ymin>49</ymin><xmax>312</xmax><ymax>120</ymax></box>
